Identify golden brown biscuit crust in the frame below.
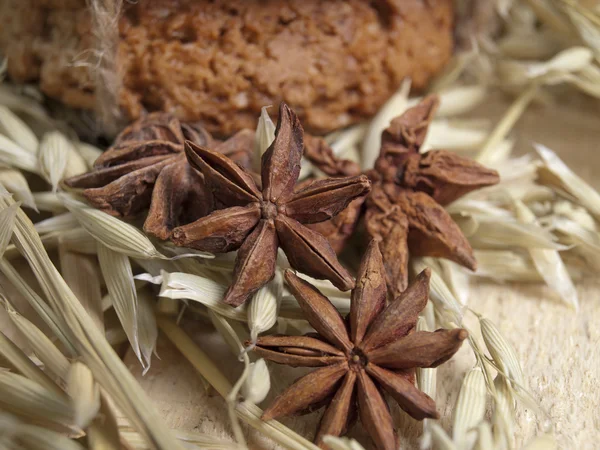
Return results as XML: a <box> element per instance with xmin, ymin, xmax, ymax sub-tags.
<box><xmin>0</xmin><ymin>0</ymin><xmax>453</xmax><ymax>136</ymax></box>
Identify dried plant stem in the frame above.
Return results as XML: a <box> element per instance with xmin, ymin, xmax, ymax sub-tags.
<box><xmin>476</xmin><ymin>84</ymin><xmax>539</xmax><ymax>164</ymax></box>
<box><xmin>526</xmin><ymin>0</ymin><xmax>574</xmax><ymax>35</ymax></box>
<box><xmin>228</xmin><ymin>369</ymin><xmax>249</xmax><ymax>448</ymax></box>
<box><xmin>156</xmin><ymin>315</ymin><xmax>320</xmax><ymax>450</ymax></box>
<box><xmin>0</xmin><ymin>196</ymin><xmax>185</xmax><ymax>450</ymax></box>
<box><xmin>5</xmin><ymin>303</ymin><xmax>71</xmax><ymax>381</ymax></box>
<box><xmin>87</xmin><ymin>394</ymin><xmax>121</xmax><ymax>449</ymax></box>
<box><xmin>59</xmin><ymin>247</ymin><xmax>104</xmax><ymax>331</ymax></box>
<box><xmin>0</xmin><ymin>258</ymin><xmax>76</xmax><ymax>355</ymax></box>
<box><xmin>0</xmin><ymin>330</ymin><xmax>63</xmax><ymax>397</ymax></box>
<box><xmin>209</xmin><ymin>311</ymin><xmax>249</xmax><ymax>448</ymax></box>
<box><xmin>156</xmin><ymin>297</ymin><xmax>179</xmax><ymax>316</ymax></box>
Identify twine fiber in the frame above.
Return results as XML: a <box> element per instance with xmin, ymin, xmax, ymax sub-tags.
<box><xmin>89</xmin><ymin>0</ymin><xmax>123</xmax><ymax>137</ymax></box>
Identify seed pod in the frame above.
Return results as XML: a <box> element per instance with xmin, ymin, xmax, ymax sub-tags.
<box><xmin>39</xmin><ymin>132</ymin><xmax>87</xmax><ymax>191</ymax></box>
<box><xmin>452</xmin><ymin>366</ymin><xmax>487</xmax><ymax>449</ymax></box>
<box><xmin>493</xmin><ymin>375</ymin><xmax>515</xmax><ymax>449</ymax></box>
<box><xmin>473</xmin><ymin>421</ymin><xmax>494</xmax><ymax>450</ymax></box>
<box><xmin>241</xmin><ymin>359</ymin><xmax>271</xmax><ymax>405</ymax></box>
<box><xmin>416</xmin><ymin>316</ymin><xmax>437</xmax><ymax>399</ymax></box>
<box><xmin>7</xmin><ymin>306</ymin><xmax>70</xmax><ymax>380</ymax></box>
<box><xmin>248</xmin><ymin>270</ymin><xmax>282</xmax><ymax>341</ymax></box>
<box><xmin>253</xmin><ymin>106</ymin><xmax>276</xmax><ymax>171</ymax></box>
<box><xmin>67</xmin><ymin>362</ymin><xmax>100</xmax><ymax>429</ymax></box>
<box><xmin>0</xmin><ymin>169</ymin><xmax>36</xmax><ymax>210</ymax></box>
<box><xmin>0</xmin><ymin>105</ymin><xmax>39</xmax><ymax>153</ymax></box>
<box><xmin>0</xmin><ymin>202</ymin><xmax>18</xmax><ymax>258</ymax></box>
<box><xmin>479</xmin><ymin>317</ymin><xmax>524</xmax><ymax>387</ymax></box>
<box><xmin>62</xmin><ymin>195</ymin><xmax>212</xmax><ymax>260</ymax></box>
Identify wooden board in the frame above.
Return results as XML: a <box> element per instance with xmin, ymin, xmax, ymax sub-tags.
<box><xmin>127</xmin><ymin>94</ymin><xmax>600</xmax><ymax>449</ymax></box>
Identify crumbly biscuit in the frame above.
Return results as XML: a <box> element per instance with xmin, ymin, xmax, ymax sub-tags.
<box><xmin>0</xmin><ymin>0</ymin><xmax>453</xmax><ymax>136</ymax></box>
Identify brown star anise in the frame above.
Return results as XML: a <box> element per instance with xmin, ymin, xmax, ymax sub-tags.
<box><xmin>63</xmin><ymin>113</ymin><xmax>253</xmax><ymax>240</ymax></box>
<box><xmin>302</xmin><ymin>134</ymin><xmax>366</xmax><ymax>253</ymax></box>
<box><xmin>170</xmin><ymin>103</ymin><xmax>372</xmax><ymax>306</ymax></box>
<box><xmin>252</xmin><ymin>241</ymin><xmax>467</xmax><ymax>450</ymax></box>
<box><xmin>304</xmin><ymin>96</ymin><xmax>500</xmax><ymax>296</ymax></box>
<box><xmin>366</xmin><ymin>95</ymin><xmax>500</xmax><ymax>295</ymax></box>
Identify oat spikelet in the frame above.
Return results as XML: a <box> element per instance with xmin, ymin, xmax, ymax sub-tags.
<box><xmin>522</xmin><ymin>434</ymin><xmax>558</xmax><ymax>450</ymax></box>
<box><xmin>248</xmin><ymin>270</ymin><xmax>282</xmax><ymax>342</ymax></box>
<box><xmin>153</xmin><ymin>271</ymin><xmax>245</xmax><ymax>321</ymax></box>
<box><xmin>417</xmin><ymin>316</ymin><xmax>438</xmax><ymax>450</ymax></box>
<box><xmin>98</xmin><ymin>243</ymin><xmax>143</xmax><ymax>368</ymax></box>
<box><xmin>241</xmin><ymin>359</ymin><xmax>271</xmax><ymax>405</ymax></box>
<box><xmin>321</xmin><ymin>435</ymin><xmax>367</xmax><ymax>450</ymax></box>
<box><xmin>75</xmin><ymin>141</ymin><xmax>103</xmax><ymax>169</ymax></box>
<box><xmin>452</xmin><ymin>366</ymin><xmax>487</xmax><ymax>449</ymax></box>
<box><xmin>536</xmin><ymin>143</ymin><xmax>600</xmax><ymax>219</ymax></box>
<box><xmin>35</xmin><ymin>213</ymin><xmax>78</xmax><ymax>235</ymax></box>
<box><xmin>0</xmin><ymin>371</ymin><xmax>75</xmax><ymax>431</ymax></box>
<box><xmin>0</xmin><ymin>169</ymin><xmax>36</xmax><ymax>210</ymax></box>
<box><xmin>67</xmin><ymin>362</ymin><xmax>101</xmax><ymax>429</ymax></box>
<box><xmin>0</xmin><ymin>169</ymin><xmax>186</xmax><ymax>450</ymax></box>
<box><xmin>39</xmin><ymin>132</ymin><xmax>87</xmax><ymax>192</ymax></box>
<box><xmin>0</xmin><ymin>105</ymin><xmax>38</xmax><ymax>153</ymax></box>
<box><xmin>0</xmin><ymin>413</ymin><xmax>85</xmax><ymax>450</ymax></box>
<box><xmin>0</xmin><ymin>202</ymin><xmax>18</xmax><ymax>257</ymax></box>
<box><xmin>0</xmin><ymin>134</ymin><xmax>39</xmax><ymax>173</ymax></box>
<box><xmin>514</xmin><ymin>199</ymin><xmax>579</xmax><ymax>309</ymax></box>
<box><xmin>0</xmin><ymin>329</ymin><xmax>62</xmax><ymax>396</ymax></box>
<box><xmin>61</xmin><ymin>194</ymin><xmax>212</xmax><ymax>259</ymax></box>
<box><xmin>6</xmin><ymin>304</ymin><xmax>71</xmax><ymax>380</ymax></box>
<box><xmin>479</xmin><ymin>317</ymin><xmax>524</xmax><ymax>388</ymax></box>
<box><xmin>253</xmin><ymin>106</ymin><xmax>276</xmax><ymax>171</ymax></box>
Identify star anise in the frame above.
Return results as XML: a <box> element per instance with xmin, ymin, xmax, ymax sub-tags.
<box><xmin>302</xmin><ymin>134</ymin><xmax>366</xmax><ymax>253</ymax></box>
<box><xmin>252</xmin><ymin>241</ymin><xmax>467</xmax><ymax>450</ymax></box>
<box><xmin>304</xmin><ymin>96</ymin><xmax>500</xmax><ymax>296</ymax></box>
<box><xmin>170</xmin><ymin>103</ymin><xmax>372</xmax><ymax>306</ymax></box>
<box><xmin>63</xmin><ymin>113</ymin><xmax>253</xmax><ymax>240</ymax></box>
<box><xmin>366</xmin><ymin>95</ymin><xmax>500</xmax><ymax>295</ymax></box>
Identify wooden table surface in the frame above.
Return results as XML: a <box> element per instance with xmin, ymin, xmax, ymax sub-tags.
<box><xmin>127</xmin><ymin>94</ymin><xmax>600</xmax><ymax>450</ymax></box>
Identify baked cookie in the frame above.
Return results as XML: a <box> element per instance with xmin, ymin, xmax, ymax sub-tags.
<box><xmin>0</xmin><ymin>0</ymin><xmax>453</xmax><ymax>136</ymax></box>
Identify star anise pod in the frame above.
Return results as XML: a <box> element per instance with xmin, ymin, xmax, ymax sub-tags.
<box><xmin>366</xmin><ymin>95</ymin><xmax>500</xmax><ymax>295</ymax></box>
<box><xmin>304</xmin><ymin>97</ymin><xmax>500</xmax><ymax>296</ymax></box>
<box><xmin>171</xmin><ymin>103</ymin><xmax>372</xmax><ymax>306</ymax></box>
<box><xmin>251</xmin><ymin>241</ymin><xmax>467</xmax><ymax>450</ymax></box>
<box><xmin>64</xmin><ymin>113</ymin><xmax>253</xmax><ymax>240</ymax></box>
<box><xmin>302</xmin><ymin>135</ymin><xmax>366</xmax><ymax>253</ymax></box>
